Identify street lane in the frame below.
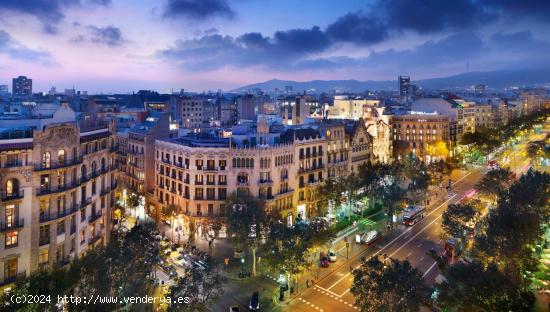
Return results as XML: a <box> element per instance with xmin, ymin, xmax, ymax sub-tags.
<box><xmin>286</xmin><ymin>169</ymin><xmax>483</xmax><ymax>312</ymax></box>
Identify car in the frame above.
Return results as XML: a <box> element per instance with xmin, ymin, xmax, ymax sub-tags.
<box><xmin>249</xmin><ymin>291</ymin><xmax>259</xmax><ymax>311</ymax></box>
<box><xmin>320</xmin><ymin>256</ymin><xmax>329</xmax><ymax>268</ymax></box>
<box><xmin>328</xmin><ymin>250</ymin><xmax>337</xmax><ymax>262</ymax></box>
<box><xmin>229</xmin><ymin>306</ymin><xmax>240</xmax><ymax>312</ymax></box>
<box><xmin>356</xmin><ymin>230</ymin><xmax>379</xmax><ymax>245</ymax></box>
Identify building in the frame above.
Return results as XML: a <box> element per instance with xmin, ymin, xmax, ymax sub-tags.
<box><xmin>328</xmin><ymin>95</ymin><xmax>381</xmax><ymax>120</ymax></box>
<box><xmin>391</xmin><ymin>113</ymin><xmax>451</xmax><ymax>161</ymax></box>
<box><xmin>279</xmin><ymin>95</ymin><xmax>319</xmax><ymax>125</ymax></box>
<box><xmin>173</xmin><ymin>96</ymin><xmax>204</xmax><ymax>130</ymax></box>
<box><xmin>0</xmin><ymin>103</ymin><xmax>116</xmax><ymax>286</ymax></box>
<box><xmin>125</xmin><ymin>111</ymin><xmax>172</xmax><ymax>195</ymax></box>
<box><xmin>12</xmin><ymin>76</ymin><xmax>32</xmax><ymax>97</ymax></box>
<box><xmin>150</xmin><ymin>116</ymin><xmax>376</xmax><ymax>233</ymax></box>
<box><xmin>399</xmin><ymin>76</ymin><xmax>410</xmax><ymax>97</ymax></box>
<box><xmin>0</xmin><ymin>85</ymin><xmax>8</xmax><ymax>95</ymax></box>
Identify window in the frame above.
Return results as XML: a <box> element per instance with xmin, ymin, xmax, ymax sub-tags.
<box><xmin>5</xmin><ymin>204</ymin><xmax>15</xmax><ymax>227</ymax></box>
<box><xmin>56</xmin><ymin>245</ymin><xmax>64</xmax><ymax>262</ymax></box>
<box><xmin>196</xmin><ymin>159</ymin><xmax>203</xmax><ymax>170</ymax></box>
<box><xmin>5</xmin><ymin>231</ymin><xmax>18</xmax><ymax>247</ymax></box>
<box><xmin>207</xmin><ymin>188</ymin><xmax>215</xmax><ymax>200</ymax></box>
<box><xmin>219</xmin><ymin>175</ymin><xmax>227</xmax><ymax>185</ymax></box>
<box><xmin>197</xmin><ymin>204</ymin><xmax>202</xmax><ymax>216</ymax></box>
<box><xmin>208</xmin><ymin>204</ymin><xmax>214</xmax><ymax>216</ymax></box>
<box><xmin>207</xmin><ymin>160</ymin><xmax>215</xmax><ymax>170</ymax></box>
<box><xmin>40</xmin><ymin>175</ymin><xmax>50</xmax><ymax>191</ymax></box>
<box><xmin>58</xmin><ymin>149</ymin><xmax>65</xmax><ymax>165</ymax></box>
<box><xmin>6</xmin><ymin>178</ymin><xmax>19</xmax><ymax>196</ymax></box>
<box><xmin>40</xmin><ymin>199</ymin><xmax>49</xmax><ymax>220</ymax></box>
<box><xmin>219</xmin><ymin>160</ymin><xmax>226</xmax><ymax>170</ymax></box>
<box><xmin>42</xmin><ymin>152</ymin><xmax>51</xmax><ymax>168</ymax></box>
<box><xmin>4</xmin><ymin>258</ymin><xmax>17</xmax><ymax>280</ymax></box>
<box><xmin>195</xmin><ymin>175</ymin><xmax>203</xmax><ymax>184</ymax></box>
<box><xmin>218</xmin><ymin>188</ymin><xmax>227</xmax><ymax>200</ymax></box>
<box><xmin>195</xmin><ymin>188</ymin><xmax>204</xmax><ymax>200</ymax></box>
<box><xmin>57</xmin><ymin>171</ymin><xmax>65</xmax><ymax>188</ymax></box>
<box><xmin>39</xmin><ymin>249</ymin><xmax>49</xmax><ymax>264</ymax></box>
<box><xmin>92</xmin><ymin>181</ymin><xmax>96</xmax><ymax>195</ymax></box>
<box><xmin>80</xmin><ymin>229</ymin><xmax>86</xmax><ymax>244</ymax></box>
<box><xmin>39</xmin><ymin>225</ymin><xmax>50</xmax><ymax>245</ymax></box>
<box><xmin>57</xmin><ymin>221</ymin><xmax>65</xmax><ymax>235</ymax></box>
<box><xmin>81</xmin><ymin>207</ymin><xmax>86</xmax><ymax>222</ymax></box>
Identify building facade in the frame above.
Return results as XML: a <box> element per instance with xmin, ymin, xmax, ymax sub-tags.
<box><xmin>0</xmin><ymin>119</ymin><xmax>116</xmax><ymax>286</ymax></box>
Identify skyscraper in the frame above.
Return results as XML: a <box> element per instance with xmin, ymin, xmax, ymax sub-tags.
<box><xmin>398</xmin><ymin>75</ymin><xmax>410</xmax><ymax>97</ymax></box>
<box><xmin>12</xmin><ymin>76</ymin><xmax>32</xmax><ymax>96</ymax></box>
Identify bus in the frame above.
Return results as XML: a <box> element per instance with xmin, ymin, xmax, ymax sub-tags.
<box><xmin>403</xmin><ymin>205</ymin><xmax>426</xmax><ymax>226</ymax></box>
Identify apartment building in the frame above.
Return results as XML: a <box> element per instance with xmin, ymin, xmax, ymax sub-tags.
<box><xmin>391</xmin><ymin>113</ymin><xmax>451</xmax><ymax>161</ymax></box>
<box><xmin>150</xmin><ymin>117</ymin><xmax>375</xmax><ymax>230</ymax></box>
<box><xmin>0</xmin><ymin>104</ymin><xmax>116</xmax><ymax>286</ymax></box>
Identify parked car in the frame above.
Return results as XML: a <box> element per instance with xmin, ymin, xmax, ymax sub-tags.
<box><xmin>249</xmin><ymin>291</ymin><xmax>260</xmax><ymax>311</ymax></box>
<box><xmin>229</xmin><ymin>305</ymin><xmax>240</xmax><ymax>312</ymax></box>
<box><xmin>328</xmin><ymin>250</ymin><xmax>337</xmax><ymax>262</ymax></box>
<box><xmin>319</xmin><ymin>252</ymin><xmax>330</xmax><ymax>268</ymax></box>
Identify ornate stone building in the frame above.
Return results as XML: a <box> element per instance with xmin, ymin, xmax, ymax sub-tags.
<box><xmin>0</xmin><ymin>104</ymin><xmax>116</xmax><ymax>286</ymax></box>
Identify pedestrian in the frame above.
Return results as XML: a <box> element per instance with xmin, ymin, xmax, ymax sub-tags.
<box><xmin>306</xmin><ymin>280</ymin><xmax>310</xmax><ymax>288</ymax></box>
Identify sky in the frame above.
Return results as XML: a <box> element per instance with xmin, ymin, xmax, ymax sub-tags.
<box><xmin>0</xmin><ymin>0</ymin><xmax>549</xmax><ymax>93</ymax></box>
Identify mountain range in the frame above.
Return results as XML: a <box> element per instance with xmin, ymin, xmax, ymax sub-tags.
<box><xmin>233</xmin><ymin>68</ymin><xmax>550</xmax><ymax>93</ymax></box>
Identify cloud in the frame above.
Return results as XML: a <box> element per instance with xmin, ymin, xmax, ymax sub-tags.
<box><xmin>159</xmin><ymin>26</ymin><xmax>331</xmax><ymax>70</ymax></box>
<box><xmin>326</xmin><ymin>11</ymin><xmax>389</xmax><ymax>45</ymax></box>
<box><xmin>87</xmin><ymin>25</ymin><xmax>123</xmax><ymax>46</ymax></box>
<box><xmin>0</xmin><ymin>0</ymin><xmax>110</xmax><ymax>33</ymax></box>
<box><xmin>163</xmin><ymin>0</ymin><xmax>235</xmax><ymax>20</ymax></box>
<box><xmin>0</xmin><ymin>30</ymin><xmax>52</xmax><ymax>63</ymax></box>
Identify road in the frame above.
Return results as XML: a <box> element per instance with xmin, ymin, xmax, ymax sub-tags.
<box><xmin>283</xmin><ymin>126</ymin><xmax>545</xmax><ymax>312</ymax></box>
<box><xmin>283</xmin><ymin>168</ymin><xmax>483</xmax><ymax>312</ymax></box>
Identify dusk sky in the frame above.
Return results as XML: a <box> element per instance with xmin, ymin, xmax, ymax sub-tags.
<box><xmin>0</xmin><ymin>0</ymin><xmax>549</xmax><ymax>93</ymax></box>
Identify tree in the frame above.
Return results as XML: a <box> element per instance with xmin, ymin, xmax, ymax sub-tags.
<box><xmin>204</xmin><ymin>217</ymin><xmax>223</xmax><ymax>255</ymax></box>
<box><xmin>164</xmin><ymin>203</ymin><xmax>179</xmax><ymax>243</ymax></box>
<box><xmin>475</xmin><ymin>167</ymin><xmax>515</xmax><ymax>202</ymax></box>
<box><xmin>380</xmin><ymin>182</ymin><xmax>407</xmax><ymax>229</ymax></box>
<box><xmin>426</xmin><ymin>140</ymin><xmax>449</xmax><ymax>160</ymax></box>
<box><xmin>262</xmin><ymin>218</ymin><xmax>334</xmax><ymax>294</ymax></box>
<box><xmin>168</xmin><ymin>256</ymin><xmax>226</xmax><ymax>311</ymax></box>
<box><xmin>351</xmin><ymin>256</ymin><xmax>425</xmax><ymax>312</ymax></box>
<box><xmin>474</xmin><ymin>169</ymin><xmax>550</xmax><ymax>287</ymax></box>
<box><xmin>317</xmin><ymin>177</ymin><xmax>343</xmax><ymax>217</ymax></box>
<box><xmin>441</xmin><ymin>202</ymin><xmax>479</xmax><ymax>240</ymax></box>
<box><xmin>437</xmin><ymin>261</ymin><xmax>535</xmax><ymax>312</ymax></box>
<box><xmin>225</xmin><ymin>190</ymin><xmax>266</xmax><ymax>276</ymax></box>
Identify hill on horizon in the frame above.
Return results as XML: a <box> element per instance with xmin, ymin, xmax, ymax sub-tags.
<box><xmin>233</xmin><ymin>68</ymin><xmax>550</xmax><ymax>93</ymax></box>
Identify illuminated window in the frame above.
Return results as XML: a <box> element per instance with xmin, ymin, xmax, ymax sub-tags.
<box><xmin>5</xmin><ymin>231</ymin><xmax>18</xmax><ymax>247</ymax></box>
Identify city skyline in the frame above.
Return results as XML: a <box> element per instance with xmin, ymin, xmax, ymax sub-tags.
<box><xmin>0</xmin><ymin>0</ymin><xmax>549</xmax><ymax>93</ymax></box>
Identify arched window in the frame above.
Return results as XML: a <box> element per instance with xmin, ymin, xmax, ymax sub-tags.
<box><xmin>42</xmin><ymin>152</ymin><xmax>51</xmax><ymax>168</ymax></box>
<box><xmin>249</xmin><ymin>158</ymin><xmax>254</xmax><ymax>168</ymax></box>
<box><xmin>81</xmin><ymin>165</ymin><xmax>87</xmax><ymax>179</ymax></box>
<box><xmin>101</xmin><ymin>158</ymin><xmax>106</xmax><ymax>171</ymax></box>
<box><xmin>58</xmin><ymin>149</ymin><xmax>65</xmax><ymax>165</ymax></box>
<box><xmin>72</xmin><ymin>147</ymin><xmax>77</xmax><ymax>161</ymax></box>
<box><xmin>237</xmin><ymin>173</ymin><xmax>249</xmax><ymax>184</ymax></box>
<box><xmin>91</xmin><ymin>161</ymin><xmax>97</xmax><ymax>175</ymax></box>
<box><xmin>6</xmin><ymin>178</ymin><xmax>19</xmax><ymax>196</ymax></box>
<box><xmin>281</xmin><ymin>168</ymin><xmax>288</xmax><ymax>180</ymax></box>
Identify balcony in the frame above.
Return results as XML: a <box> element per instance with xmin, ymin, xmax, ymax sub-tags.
<box><xmin>34</xmin><ymin>158</ymin><xmax>82</xmax><ymax>172</ymax></box>
<box><xmin>89</xmin><ymin>234</ymin><xmax>103</xmax><ymax>245</ymax></box>
<box><xmin>36</xmin><ymin>182</ymin><xmax>79</xmax><ymax>196</ymax></box>
<box><xmin>298</xmin><ymin>164</ymin><xmax>325</xmax><ymax>174</ymax></box>
<box><xmin>80</xmin><ymin>197</ymin><xmax>92</xmax><ymax>209</ymax></box>
<box><xmin>2</xmin><ymin>160</ymin><xmax>25</xmax><ymax>168</ymax></box>
<box><xmin>1</xmin><ymin>189</ymin><xmax>24</xmax><ymax>201</ymax></box>
<box><xmin>258</xmin><ymin>179</ymin><xmax>273</xmax><ymax>186</ymax></box>
<box><xmin>40</xmin><ymin>206</ymin><xmax>79</xmax><ymax>223</ymax></box>
<box><xmin>100</xmin><ymin>187</ymin><xmax>111</xmax><ymax>196</ymax></box>
<box><xmin>237</xmin><ymin>181</ymin><xmax>249</xmax><ymax>187</ymax></box>
<box><xmin>274</xmin><ymin>189</ymin><xmax>294</xmax><ymax>198</ymax></box>
<box><xmin>203</xmin><ymin>166</ymin><xmax>217</xmax><ymax>172</ymax></box>
<box><xmin>162</xmin><ymin>158</ymin><xmax>171</xmax><ymax>165</ymax></box>
<box><xmin>89</xmin><ymin>210</ymin><xmax>103</xmax><ymax>223</ymax></box>
<box><xmin>39</xmin><ymin>236</ymin><xmax>50</xmax><ymax>246</ymax></box>
<box><xmin>0</xmin><ymin>271</ymin><xmax>26</xmax><ymax>287</ymax></box>
<box><xmin>0</xmin><ymin>219</ymin><xmax>25</xmax><ymax>232</ymax></box>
